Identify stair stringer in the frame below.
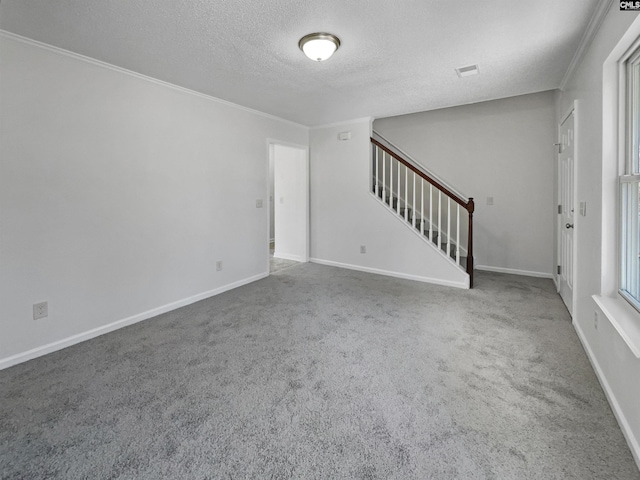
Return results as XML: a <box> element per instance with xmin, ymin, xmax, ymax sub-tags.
<box><xmin>313</xmin><ymin>197</ymin><xmax>469</xmax><ymax>289</ymax></box>
<box><xmin>371</xmin><ymin>191</ymin><xmax>469</xmax><ymax>271</ymax></box>
<box><xmin>312</xmin><ymin>192</ymin><xmax>469</xmax><ymax>289</ymax></box>
<box><xmin>359</xmin><ymin>194</ymin><xmax>469</xmax><ymax>289</ymax></box>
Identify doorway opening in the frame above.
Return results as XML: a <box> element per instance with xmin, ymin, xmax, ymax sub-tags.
<box><xmin>268</xmin><ymin>142</ymin><xmax>309</xmax><ymax>273</ymax></box>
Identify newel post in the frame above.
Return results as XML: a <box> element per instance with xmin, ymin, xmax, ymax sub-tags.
<box><xmin>466</xmin><ymin>198</ymin><xmax>475</xmax><ymax>288</ymax></box>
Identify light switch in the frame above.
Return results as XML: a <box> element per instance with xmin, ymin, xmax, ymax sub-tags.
<box><xmin>486</xmin><ymin>197</ymin><xmax>494</xmax><ymax>206</ymax></box>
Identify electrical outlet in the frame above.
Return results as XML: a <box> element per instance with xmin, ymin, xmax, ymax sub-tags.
<box><xmin>33</xmin><ymin>301</ymin><xmax>48</xmax><ymax>320</ymax></box>
<box><xmin>216</xmin><ymin>261</ymin><xmax>223</xmax><ymax>272</ymax></box>
<box><xmin>360</xmin><ymin>245</ymin><xmax>366</xmax><ymax>254</ymax></box>
<box><xmin>256</xmin><ymin>199</ymin><xmax>263</xmax><ymax>208</ymax></box>
<box><xmin>594</xmin><ymin>311</ymin><xmax>598</xmax><ymax>331</ymax></box>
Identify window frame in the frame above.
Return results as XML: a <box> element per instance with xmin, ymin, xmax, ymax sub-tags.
<box><xmin>619</xmin><ymin>42</ymin><xmax>640</xmax><ymax>312</ymax></box>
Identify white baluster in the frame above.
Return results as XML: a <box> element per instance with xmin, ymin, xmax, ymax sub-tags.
<box><xmin>421</xmin><ymin>179</ymin><xmax>424</xmax><ymax>235</ymax></box>
<box><xmin>456</xmin><ymin>204</ymin><xmax>461</xmax><ymax>265</ymax></box>
<box><xmin>374</xmin><ymin>147</ymin><xmax>379</xmax><ymax>196</ymax></box>
<box><xmin>397</xmin><ymin>161</ymin><xmax>401</xmax><ymax>216</ymax></box>
<box><xmin>404</xmin><ymin>166</ymin><xmax>408</xmax><ymax>221</ymax></box>
<box><xmin>412</xmin><ymin>172</ymin><xmax>416</xmax><ymax>228</ymax></box>
<box><xmin>382</xmin><ymin>151</ymin><xmax>386</xmax><ymax>203</ymax></box>
<box><xmin>447</xmin><ymin>198</ymin><xmax>451</xmax><ymax>257</ymax></box>
<box><xmin>438</xmin><ymin>191</ymin><xmax>442</xmax><ymax>250</ymax></box>
<box><xmin>429</xmin><ymin>185</ymin><xmax>433</xmax><ymax>240</ymax></box>
<box><xmin>389</xmin><ymin>155</ymin><xmax>393</xmax><ymax>208</ymax></box>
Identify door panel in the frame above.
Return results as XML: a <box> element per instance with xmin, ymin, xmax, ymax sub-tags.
<box><xmin>558</xmin><ymin>111</ymin><xmax>575</xmax><ymax>314</ymax></box>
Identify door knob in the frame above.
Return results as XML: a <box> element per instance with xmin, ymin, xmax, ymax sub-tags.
<box><xmin>565</xmin><ymin>223</ymin><xmax>574</xmax><ymax>229</ymax></box>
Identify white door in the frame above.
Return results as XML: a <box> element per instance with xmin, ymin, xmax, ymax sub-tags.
<box><xmin>558</xmin><ymin>110</ymin><xmax>575</xmax><ymax>314</ymax></box>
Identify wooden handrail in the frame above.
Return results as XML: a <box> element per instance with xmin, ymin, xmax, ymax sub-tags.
<box><xmin>371</xmin><ymin>138</ymin><xmax>473</xmax><ymax>213</ymax></box>
<box><xmin>371</xmin><ymin>137</ymin><xmax>474</xmax><ymax>287</ymax></box>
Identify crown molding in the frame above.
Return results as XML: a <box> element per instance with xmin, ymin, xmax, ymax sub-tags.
<box><xmin>560</xmin><ymin>0</ymin><xmax>615</xmax><ymax>90</ymax></box>
<box><xmin>309</xmin><ymin>117</ymin><xmax>373</xmax><ymax>130</ymax></box>
<box><xmin>0</xmin><ymin>30</ymin><xmax>308</xmax><ymax>130</ymax></box>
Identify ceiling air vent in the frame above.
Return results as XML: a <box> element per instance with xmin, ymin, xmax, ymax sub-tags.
<box><xmin>455</xmin><ymin>64</ymin><xmax>479</xmax><ymax>78</ymax></box>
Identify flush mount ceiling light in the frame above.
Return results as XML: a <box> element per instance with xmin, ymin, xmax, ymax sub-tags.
<box><xmin>299</xmin><ymin>33</ymin><xmax>341</xmax><ymax>62</ymax></box>
<box><xmin>455</xmin><ymin>64</ymin><xmax>479</xmax><ymax>78</ymax></box>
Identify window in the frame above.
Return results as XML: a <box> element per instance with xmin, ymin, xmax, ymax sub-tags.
<box><xmin>620</xmin><ymin>46</ymin><xmax>640</xmax><ymax>309</ymax></box>
<box><xmin>595</xmin><ymin>17</ymin><xmax>640</xmax><ymax>358</ymax></box>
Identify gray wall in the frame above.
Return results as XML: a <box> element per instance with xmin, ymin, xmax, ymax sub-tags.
<box><xmin>374</xmin><ymin>91</ymin><xmax>556</xmax><ymax>277</ymax></box>
<box><xmin>0</xmin><ymin>34</ymin><xmax>308</xmax><ymax>365</ymax></box>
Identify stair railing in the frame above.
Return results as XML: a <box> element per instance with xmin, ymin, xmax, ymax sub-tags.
<box><xmin>373</xmin><ymin>131</ymin><xmax>466</xmax><ymax>200</ymax></box>
<box><xmin>370</xmin><ymin>137</ymin><xmax>475</xmax><ymax>287</ymax></box>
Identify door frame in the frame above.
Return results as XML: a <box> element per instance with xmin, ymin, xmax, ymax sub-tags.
<box><xmin>266</xmin><ymin>139</ymin><xmax>310</xmax><ymax>273</ymax></box>
<box><xmin>556</xmin><ymin>101</ymin><xmax>578</xmax><ymax>316</ymax></box>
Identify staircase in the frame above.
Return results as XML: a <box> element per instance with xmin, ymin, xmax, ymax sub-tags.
<box><xmin>370</xmin><ymin>134</ymin><xmax>475</xmax><ymax>287</ymax></box>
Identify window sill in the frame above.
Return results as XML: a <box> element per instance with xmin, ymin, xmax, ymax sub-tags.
<box><xmin>592</xmin><ymin>295</ymin><xmax>640</xmax><ymax>358</ymax></box>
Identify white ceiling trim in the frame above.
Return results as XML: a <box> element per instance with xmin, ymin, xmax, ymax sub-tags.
<box><xmin>560</xmin><ymin>0</ymin><xmax>615</xmax><ymax>90</ymax></box>
<box><xmin>309</xmin><ymin>117</ymin><xmax>373</xmax><ymax>130</ymax></box>
<box><xmin>0</xmin><ymin>29</ymin><xmax>308</xmax><ymax>130</ymax></box>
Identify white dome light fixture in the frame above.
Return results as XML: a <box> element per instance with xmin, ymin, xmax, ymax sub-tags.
<box><xmin>299</xmin><ymin>33</ymin><xmax>341</xmax><ymax>62</ymax></box>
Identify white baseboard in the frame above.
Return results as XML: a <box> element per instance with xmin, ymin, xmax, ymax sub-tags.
<box><xmin>310</xmin><ymin>258</ymin><xmax>469</xmax><ymax>289</ymax></box>
<box><xmin>0</xmin><ymin>272</ymin><xmax>268</xmax><ymax>371</ymax></box>
<box><xmin>475</xmin><ymin>265</ymin><xmax>553</xmax><ymax>279</ymax></box>
<box><xmin>573</xmin><ymin>320</ymin><xmax>640</xmax><ymax>470</ymax></box>
<box><xmin>273</xmin><ymin>251</ymin><xmax>304</xmax><ymax>262</ymax></box>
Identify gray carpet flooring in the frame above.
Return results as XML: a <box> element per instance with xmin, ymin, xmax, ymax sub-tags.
<box><xmin>1</xmin><ymin>264</ymin><xmax>638</xmax><ymax>479</ymax></box>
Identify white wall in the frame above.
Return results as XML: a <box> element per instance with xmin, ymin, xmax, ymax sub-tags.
<box><xmin>557</xmin><ymin>6</ymin><xmax>640</xmax><ymax>466</ymax></box>
<box><xmin>269</xmin><ymin>155</ymin><xmax>275</xmax><ymax>242</ymax></box>
<box><xmin>374</xmin><ymin>91</ymin><xmax>557</xmax><ymax>277</ymax></box>
<box><xmin>0</xmin><ymin>34</ymin><xmax>308</xmax><ymax>366</ymax></box>
<box><xmin>273</xmin><ymin>144</ymin><xmax>307</xmax><ymax>262</ymax></box>
<box><xmin>309</xmin><ymin>119</ymin><xmax>468</xmax><ymax>288</ymax></box>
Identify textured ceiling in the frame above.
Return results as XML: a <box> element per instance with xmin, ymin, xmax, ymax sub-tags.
<box><xmin>0</xmin><ymin>0</ymin><xmax>602</xmax><ymax>126</ymax></box>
